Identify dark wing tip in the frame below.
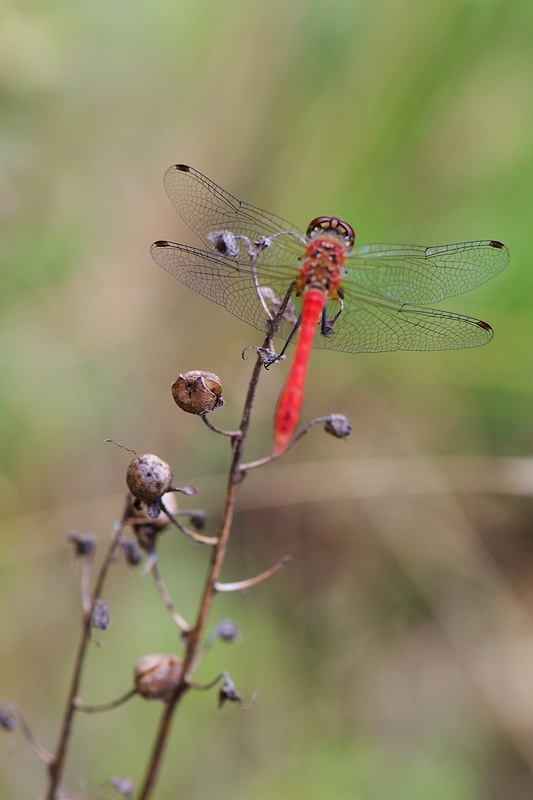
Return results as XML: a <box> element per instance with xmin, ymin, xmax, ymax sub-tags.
<box><xmin>174</xmin><ymin>164</ymin><xmax>191</xmax><ymax>173</ymax></box>
<box><xmin>489</xmin><ymin>240</ymin><xmax>506</xmax><ymax>250</ymax></box>
<box><xmin>476</xmin><ymin>319</ymin><xmax>493</xmax><ymax>334</ymax></box>
<box><xmin>151</xmin><ymin>240</ymin><xmax>170</xmax><ymax>249</ymax></box>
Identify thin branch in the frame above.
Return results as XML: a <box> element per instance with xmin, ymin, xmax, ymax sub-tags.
<box><xmin>1</xmin><ymin>703</ymin><xmax>54</xmax><ymax>765</ymax></box>
<box><xmin>137</xmin><ymin>320</ymin><xmax>285</xmax><ymax>798</ymax></box>
<box><xmin>160</xmin><ymin>498</ymin><xmax>218</xmax><ymax>545</ymax></box>
<box><xmin>80</xmin><ymin>558</ymin><xmax>93</xmax><ymax>616</ymax></box>
<box><xmin>150</xmin><ymin>560</ymin><xmax>191</xmax><ymax>632</ymax></box>
<box><xmin>73</xmin><ymin>689</ymin><xmax>137</xmax><ymax>713</ymax></box>
<box><xmin>45</xmin><ymin>524</ymin><xmax>124</xmax><ymax>800</ymax></box>
<box><xmin>200</xmin><ymin>413</ymin><xmax>240</xmax><ymax>438</ymax></box>
<box><xmin>241</xmin><ymin>415</ymin><xmax>334</xmax><ymax>470</ymax></box>
<box><xmin>215</xmin><ymin>555</ymin><xmax>291</xmax><ymax>592</ymax></box>
<box><xmin>137</xmin><ymin>283</ymin><xmax>294</xmax><ymax>799</ymax></box>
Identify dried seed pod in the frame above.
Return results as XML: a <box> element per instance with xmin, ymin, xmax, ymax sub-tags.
<box><xmin>126</xmin><ymin>454</ymin><xmax>173</xmax><ymax>505</ymax></box>
<box><xmin>134</xmin><ymin>654</ymin><xmax>183</xmax><ymax>701</ymax></box>
<box><xmin>324</xmin><ymin>414</ymin><xmax>353</xmax><ymax>440</ymax></box>
<box><xmin>172</xmin><ymin>371</ymin><xmax>224</xmax><ymax>415</ymax></box>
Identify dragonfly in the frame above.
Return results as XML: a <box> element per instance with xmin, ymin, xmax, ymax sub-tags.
<box><xmin>151</xmin><ymin>165</ymin><xmax>508</xmax><ymax>454</ymax></box>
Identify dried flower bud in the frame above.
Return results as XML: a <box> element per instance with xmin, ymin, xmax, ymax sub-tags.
<box><xmin>213</xmin><ymin>619</ymin><xmax>241</xmax><ymax>643</ymax></box>
<box><xmin>109</xmin><ymin>776</ymin><xmax>134</xmax><ymax>798</ymax></box>
<box><xmin>0</xmin><ymin>706</ymin><xmax>17</xmax><ymax>731</ymax></box>
<box><xmin>92</xmin><ymin>600</ymin><xmax>110</xmax><ymax>630</ymax></box>
<box><xmin>172</xmin><ymin>371</ymin><xmax>224</xmax><ymax>415</ymax></box>
<box><xmin>248</xmin><ymin>344</ymin><xmax>282</xmax><ymax>366</ymax></box>
<box><xmin>126</xmin><ymin>454</ymin><xmax>173</xmax><ymax>505</ymax></box>
<box><xmin>134</xmin><ymin>654</ymin><xmax>183</xmax><ymax>702</ymax></box>
<box><xmin>324</xmin><ymin>414</ymin><xmax>353</xmax><ymax>440</ymax></box>
<box><xmin>67</xmin><ymin>531</ymin><xmax>96</xmax><ymax>558</ymax></box>
<box><xmin>118</xmin><ymin>537</ymin><xmax>141</xmax><ymax>566</ymax></box>
<box><xmin>189</xmin><ymin>510</ymin><xmax>206</xmax><ymax>531</ymax></box>
<box><xmin>218</xmin><ymin>673</ymin><xmax>243</xmax><ymax>708</ymax></box>
<box><xmin>207</xmin><ymin>230</ymin><xmax>240</xmax><ymax>258</ymax></box>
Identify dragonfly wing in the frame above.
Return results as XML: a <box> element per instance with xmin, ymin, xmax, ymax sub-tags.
<box><xmin>313</xmin><ymin>294</ymin><xmax>493</xmax><ymax>353</ymax></box>
<box><xmin>349</xmin><ymin>240</ymin><xmax>508</xmax><ymax>304</ymax></box>
<box><xmin>162</xmin><ymin>165</ymin><xmax>305</xmax><ymax>268</ymax></box>
<box><xmin>151</xmin><ymin>240</ymin><xmax>303</xmax><ymax>339</ymax></box>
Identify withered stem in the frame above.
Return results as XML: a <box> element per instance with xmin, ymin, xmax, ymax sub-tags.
<box><xmin>215</xmin><ymin>554</ymin><xmax>291</xmax><ymax>592</ymax></box>
<box><xmin>136</xmin><ymin>291</ymin><xmax>292</xmax><ymax>799</ymax></box>
<box><xmin>45</xmin><ymin>525</ymin><xmax>123</xmax><ymax>800</ymax></box>
<box><xmin>150</xmin><ymin>560</ymin><xmax>191</xmax><ymax>632</ymax></box>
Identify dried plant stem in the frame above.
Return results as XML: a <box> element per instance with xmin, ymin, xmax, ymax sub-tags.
<box><xmin>137</xmin><ymin>343</ymin><xmax>268</xmax><ymax>800</ymax></box>
<box><xmin>45</xmin><ymin>525</ymin><xmax>124</xmax><ymax>800</ymax></box>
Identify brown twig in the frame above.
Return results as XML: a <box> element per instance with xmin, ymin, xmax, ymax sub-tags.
<box><xmin>215</xmin><ymin>554</ymin><xmax>291</xmax><ymax>592</ymax></box>
<box><xmin>149</xmin><ymin>560</ymin><xmax>191</xmax><ymax>632</ymax></box>
<box><xmin>159</xmin><ymin>497</ymin><xmax>218</xmax><ymax>545</ymax></box>
<box><xmin>136</xmin><ymin>287</ymin><xmax>293</xmax><ymax>799</ymax></box>
<box><xmin>45</xmin><ymin>524</ymin><xmax>124</xmax><ymax>800</ymax></box>
<box><xmin>136</xmin><ymin>350</ymin><xmax>264</xmax><ymax>798</ymax></box>
<box><xmin>73</xmin><ymin>688</ymin><xmax>137</xmax><ymax>713</ymax></box>
<box><xmin>241</xmin><ymin>414</ymin><xmax>336</xmax><ymax>470</ymax></box>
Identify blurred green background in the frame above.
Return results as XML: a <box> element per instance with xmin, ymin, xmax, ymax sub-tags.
<box><xmin>1</xmin><ymin>0</ymin><xmax>532</xmax><ymax>797</ymax></box>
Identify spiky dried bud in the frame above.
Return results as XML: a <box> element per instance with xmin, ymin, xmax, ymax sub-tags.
<box><xmin>126</xmin><ymin>454</ymin><xmax>173</xmax><ymax>505</ymax></box>
<box><xmin>218</xmin><ymin>673</ymin><xmax>243</xmax><ymax>708</ymax></box>
<box><xmin>172</xmin><ymin>371</ymin><xmax>224</xmax><ymax>415</ymax></box>
<box><xmin>67</xmin><ymin>531</ymin><xmax>96</xmax><ymax>558</ymax></box>
<box><xmin>324</xmin><ymin>414</ymin><xmax>353</xmax><ymax>440</ymax></box>
<box><xmin>213</xmin><ymin>619</ymin><xmax>241</xmax><ymax>643</ymax></box>
<box><xmin>134</xmin><ymin>654</ymin><xmax>183</xmax><ymax>702</ymax></box>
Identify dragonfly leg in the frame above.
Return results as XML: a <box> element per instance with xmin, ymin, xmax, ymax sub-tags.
<box><xmin>322</xmin><ymin>292</ymin><xmax>344</xmax><ymax>336</ymax></box>
<box><xmin>277</xmin><ymin>313</ymin><xmax>302</xmax><ymax>359</ymax></box>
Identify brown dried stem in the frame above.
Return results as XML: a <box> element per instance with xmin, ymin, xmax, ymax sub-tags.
<box><xmin>136</xmin><ymin>290</ymin><xmax>292</xmax><ymax>799</ymax></box>
<box><xmin>45</xmin><ymin>524</ymin><xmax>124</xmax><ymax>800</ymax></box>
<box><xmin>215</xmin><ymin>554</ymin><xmax>291</xmax><ymax>592</ymax></box>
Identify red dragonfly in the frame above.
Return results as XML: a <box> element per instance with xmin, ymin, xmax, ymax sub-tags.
<box><xmin>151</xmin><ymin>165</ymin><xmax>508</xmax><ymax>454</ymax></box>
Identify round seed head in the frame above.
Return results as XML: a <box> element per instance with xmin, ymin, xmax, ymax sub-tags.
<box><xmin>126</xmin><ymin>454</ymin><xmax>173</xmax><ymax>504</ymax></box>
<box><xmin>172</xmin><ymin>371</ymin><xmax>224</xmax><ymax>414</ymax></box>
<box><xmin>134</xmin><ymin>653</ymin><xmax>183</xmax><ymax>701</ymax></box>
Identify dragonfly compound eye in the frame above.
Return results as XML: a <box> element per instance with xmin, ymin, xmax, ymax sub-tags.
<box><xmin>306</xmin><ymin>217</ymin><xmax>355</xmax><ymax>252</ymax></box>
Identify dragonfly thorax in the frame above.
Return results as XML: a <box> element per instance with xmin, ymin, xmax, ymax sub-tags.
<box><xmin>297</xmin><ymin>236</ymin><xmax>346</xmax><ymax>298</ymax></box>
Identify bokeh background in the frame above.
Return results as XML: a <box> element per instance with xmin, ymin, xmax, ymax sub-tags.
<box><xmin>1</xmin><ymin>0</ymin><xmax>532</xmax><ymax>797</ymax></box>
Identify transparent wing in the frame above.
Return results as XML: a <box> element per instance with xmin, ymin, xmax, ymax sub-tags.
<box><xmin>154</xmin><ymin>166</ymin><xmax>508</xmax><ymax>354</ymax></box>
<box><xmin>347</xmin><ymin>240</ymin><xmax>509</xmax><ymax>304</ymax></box>
<box><xmin>151</xmin><ymin>240</ymin><xmax>497</xmax><ymax>353</ymax></box>
<box><xmin>151</xmin><ymin>240</ymin><xmax>305</xmax><ymax>340</ymax></box>
<box><xmin>314</xmin><ymin>294</ymin><xmax>493</xmax><ymax>353</ymax></box>
<box><xmin>162</xmin><ymin>164</ymin><xmax>305</xmax><ymax>268</ymax></box>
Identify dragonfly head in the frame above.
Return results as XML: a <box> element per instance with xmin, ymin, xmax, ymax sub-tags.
<box><xmin>306</xmin><ymin>217</ymin><xmax>355</xmax><ymax>253</ymax></box>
